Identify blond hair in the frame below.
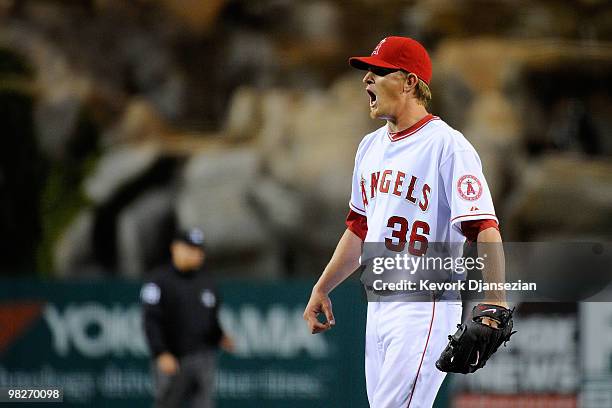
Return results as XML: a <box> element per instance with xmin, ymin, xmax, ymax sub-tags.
<box><xmin>401</xmin><ymin>71</ymin><xmax>431</xmax><ymax>108</ymax></box>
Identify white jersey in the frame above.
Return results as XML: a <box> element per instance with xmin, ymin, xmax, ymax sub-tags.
<box><xmin>349</xmin><ymin>114</ymin><xmax>497</xmax><ymax>249</ymax></box>
<box><xmin>352</xmin><ymin>114</ymin><xmax>497</xmax><ymax>407</ymax></box>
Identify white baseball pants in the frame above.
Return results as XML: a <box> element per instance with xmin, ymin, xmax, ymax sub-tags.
<box><xmin>365</xmin><ymin>300</ymin><xmax>463</xmax><ymax>408</ymax></box>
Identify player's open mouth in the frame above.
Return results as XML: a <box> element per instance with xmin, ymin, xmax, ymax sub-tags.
<box><xmin>367</xmin><ymin>90</ymin><xmax>377</xmax><ymax>107</ymax></box>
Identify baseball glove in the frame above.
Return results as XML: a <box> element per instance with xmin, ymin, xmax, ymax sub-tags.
<box><xmin>435</xmin><ymin>303</ymin><xmax>516</xmax><ymax>374</ymax></box>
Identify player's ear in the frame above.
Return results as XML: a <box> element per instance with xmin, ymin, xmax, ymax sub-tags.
<box><xmin>403</xmin><ymin>72</ymin><xmax>418</xmax><ymax>94</ymax></box>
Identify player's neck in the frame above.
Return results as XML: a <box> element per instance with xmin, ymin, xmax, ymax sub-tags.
<box><xmin>387</xmin><ymin>105</ymin><xmax>429</xmax><ymax>134</ymax></box>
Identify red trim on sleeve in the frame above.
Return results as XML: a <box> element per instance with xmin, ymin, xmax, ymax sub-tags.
<box><xmin>451</xmin><ymin>213</ymin><xmax>497</xmax><ymax>222</ymax></box>
<box><xmin>349</xmin><ymin>202</ymin><xmax>366</xmax><ymax>215</ymax></box>
<box><xmin>345</xmin><ymin>209</ymin><xmax>367</xmax><ymax>241</ymax></box>
<box><xmin>461</xmin><ymin>219</ymin><xmax>499</xmax><ymax>242</ymax></box>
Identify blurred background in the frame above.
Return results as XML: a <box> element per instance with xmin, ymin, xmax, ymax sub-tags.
<box><xmin>0</xmin><ymin>0</ymin><xmax>611</xmax><ymax>407</ymax></box>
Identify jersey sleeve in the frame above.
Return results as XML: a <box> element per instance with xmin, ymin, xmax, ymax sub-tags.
<box><xmin>348</xmin><ymin>145</ymin><xmax>367</xmax><ymax>216</ymax></box>
<box><xmin>440</xmin><ymin>149</ymin><xmax>498</xmax><ymax>235</ymax></box>
<box><xmin>207</xmin><ymin>286</ymin><xmax>224</xmax><ymax>347</ymax></box>
<box><xmin>140</xmin><ymin>279</ymin><xmax>168</xmax><ymax>357</ymax></box>
<box><xmin>461</xmin><ymin>219</ymin><xmax>499</xmax><ymax>242</ymax></box>
<box><xmin>345</xmin><ymin>209</ymin><xmax>368</xmax><ymax>241</ymax></box>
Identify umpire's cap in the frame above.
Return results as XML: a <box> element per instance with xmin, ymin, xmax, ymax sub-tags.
<box><xmin>174</xmin><ymin>227</ymin><xmax>205</xmax><ymax>248</ymax></box>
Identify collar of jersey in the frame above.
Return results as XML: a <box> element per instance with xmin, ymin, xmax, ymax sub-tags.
<box><xmin>387</xmin><ymin>113</ymin><xmax>438</xmax><ymax>142</ymax></box>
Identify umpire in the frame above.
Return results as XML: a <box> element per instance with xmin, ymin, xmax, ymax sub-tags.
<box><xmin>141</xmin><ymin>227</ymin><xmax>233</xmax><ymax>408</ymax></box>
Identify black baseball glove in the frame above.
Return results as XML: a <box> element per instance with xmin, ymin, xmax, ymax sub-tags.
<box><xmin>435</xmin><ymin>303</ymin><xmax>516</xmax><ymax>374</ymax></box>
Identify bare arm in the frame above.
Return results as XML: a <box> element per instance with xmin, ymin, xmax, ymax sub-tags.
<box><xmin>477</xmin><ymin>227</ymin><xmax>507</xmax><ymax>326</ymax></box>
<box><xmin>314</xmin><ymin>228</ymin><xmax>362</xmax><ymax>294</ymax></box>
<box><xmin>303</xmin><ymin>228</ymin><xmax>362</xmax><ymax>334</ymax></box>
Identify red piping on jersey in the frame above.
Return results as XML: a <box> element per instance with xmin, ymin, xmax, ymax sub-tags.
<box><xmin>388</xmin><ymin>114</ymin><xmax>439</xmax><ymax>142</ymax></box>
<box><xmin>407</xmin><ymin>300</ymin><xmax>436</xmax><ymax>408</ymax></box>
<box><xmin>450</xmin><ymin>213</ymin><xmax>497</xmax><ymax>222</ymax></box>
<box><xmin>349</xmin><ymin>202</ymin><xmax>366</xmax><ymax>215</ymax></box>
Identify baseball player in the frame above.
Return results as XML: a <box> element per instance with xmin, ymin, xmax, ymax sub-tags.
<box><xmin>303</xmin><ymin>36</ymin><xmax>514</xmax><ymax>407</ymax></box>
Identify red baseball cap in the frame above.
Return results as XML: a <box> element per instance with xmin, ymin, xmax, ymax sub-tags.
<box><xmin>349</xmin><ymin>36</ymin><xmax>432</xmax><ymax>85</ymax></box>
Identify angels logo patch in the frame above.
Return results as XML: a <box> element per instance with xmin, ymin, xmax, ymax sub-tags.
<box><xmin>457</xmin><ymin>175</ymin><xmax>482</xmax><ymax>201</ymax></box>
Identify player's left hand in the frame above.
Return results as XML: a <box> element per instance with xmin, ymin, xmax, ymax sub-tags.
<box><xmin>478</xmin><ymin>300</ymin><xmax>508</xmax><ymax>328</ymax></box>
<box><xmin>436</xmin><ymin>303</ymin><xmax>516</xmax><ymax>374</ymax></box>
<box><xmin>303</xmin><ymin>288</ymin><xmax>335</xmax><ymax>334</ymax></box>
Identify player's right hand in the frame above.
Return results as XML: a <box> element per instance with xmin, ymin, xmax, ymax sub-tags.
<box><xmin>157</xmin><ymin>352</ymin><xmax>179</xmax><ymax>375</ymax></box>
<box><xmin>303</xmin><ymin>288</ymin><xmax>335</xmax><ymax>334</ymax></box>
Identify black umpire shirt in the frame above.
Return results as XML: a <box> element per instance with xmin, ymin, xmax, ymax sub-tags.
<box><xmin>141</xmin><ymin>264</ymin><xmax>224</xmax><ymax>358</ymax></box>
